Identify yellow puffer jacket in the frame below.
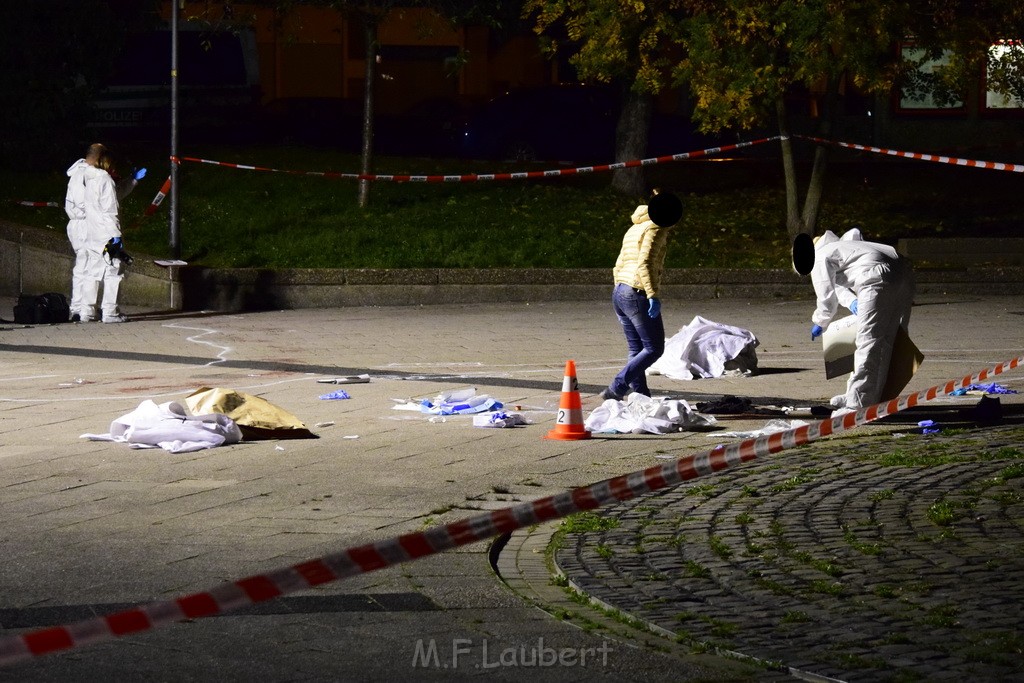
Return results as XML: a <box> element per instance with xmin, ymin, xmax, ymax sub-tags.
<box><xmin>612</xmin><ymin>204</ymin><xmax>671</xmax><ymax>298</ymax></box>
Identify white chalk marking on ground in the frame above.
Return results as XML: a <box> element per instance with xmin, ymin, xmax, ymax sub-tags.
<box><xmin>163</xmin><ymin>323</ymin><xmax>233</xmax><ymax>365</ymax></box>
<box><xmin>0</xmin><ymin>374</ymin><xmax>60</xmax><ymax>382</ymax></box>
<box><xmin>0</xmin><ymin>375</ymin><xmax>319</xmax><ymax>404</ymax></box>
<box><xmin>374</xmin><ymin>360</ymin><xmax>623</xmax><ymax>379</ymax></box>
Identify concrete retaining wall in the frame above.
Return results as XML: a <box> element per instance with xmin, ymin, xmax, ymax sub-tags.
<box><xmin>4</xmin><ymin>220</ymin><xmax>1023</xmax><ymax>313</ymax></box>
<box><xmin>0</xmin><ymin>220</ymin><xmax>183</xmax><ymax>312</ymax></box>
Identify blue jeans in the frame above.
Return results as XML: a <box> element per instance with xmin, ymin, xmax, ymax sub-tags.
<box><xmin>609</xmin><ymin>283</ymin><xmax>665</xmax><ymax>397</ymax></box>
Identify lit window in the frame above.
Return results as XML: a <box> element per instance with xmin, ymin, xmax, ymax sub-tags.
<box><xmin>898</xmin><ymin>45</ymin><xmax>963</xmax><ymax>111</ymax></box>
<box><xmin>985</xmin><ymin>41</ymin><xmax>1024</xmax><ymax>109</ymax></box>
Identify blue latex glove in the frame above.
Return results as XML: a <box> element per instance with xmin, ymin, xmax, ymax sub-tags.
<box><xmin>648</xmin><ymin>297</ymin><xmax>661</xmax><ymax>318</ymax></box>
<box><xmin>133</xmin><ymin>167</ymin><xmax>147</xmax><ymax>181</ymax></box>
<box><xmin>850</xmin><ymin>299</ymin><xmax>858</xmax><ymax>315</ymax></box>
<box><xmin>811</xmin><ymin>324</ymin><xmax>823</xmax><ymax>341</ymax></box>
<box><xmin>112</xmin><ymin>236</ymin><xmax>122</xmax><ymax>246</ymax></box>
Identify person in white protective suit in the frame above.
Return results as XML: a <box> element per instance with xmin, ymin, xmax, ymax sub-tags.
<box><xmin>65</xmin><ymin>143</ymin><xmax>144</xmax><ymax>323</ymax></box>
<box><xmin>809</xmin><ymin>228</ymin><xmax>915</xmax><ymax>413</ymax></box>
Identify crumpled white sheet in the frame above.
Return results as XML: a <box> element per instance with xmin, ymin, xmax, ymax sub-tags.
<box><xmin>585</xmin><ymin>393</ymin><xmax>718</xmax><ymax>434</ymax></box>
<box><xmin>81</xmin><ymin>399</ymin><xmax>243</xmax><ymax>453</ymax></box>
<box><xmin>648</xmin><ymin>315</ymin><xmax>759</xmax><ymax>380</ymax></box>
<box><xmin>717</xmin><ymin>418</ymin><xmax>810</xmax><ymax>439</ymax></box>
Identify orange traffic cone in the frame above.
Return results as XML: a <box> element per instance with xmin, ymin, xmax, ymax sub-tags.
<box><xmin>545</xmin><ymin>360</ymin><xmax>591</xmax><ymax>441</ymax></box>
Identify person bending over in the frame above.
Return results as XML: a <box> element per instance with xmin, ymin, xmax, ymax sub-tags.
<box><xmin>809</xmin><ymin>228</ymin><xmax>915</xmax><ymax>413</ymax></box>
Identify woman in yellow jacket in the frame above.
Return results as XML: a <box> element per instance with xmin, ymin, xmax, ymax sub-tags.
<box><xmin>600</xmin><ymin>189</ymin><xmax>682</xmax><ymax>401</ymax></box>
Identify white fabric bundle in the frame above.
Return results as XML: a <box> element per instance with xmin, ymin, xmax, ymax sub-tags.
<box><xmin>648</xmin><ymin>315</ymin><xmax>759</xmax><ymax>380</ymax></box>
<box><xmin>82</xmin><ymin>400</ymin><xmax>242</xmax><ymax>453</ymax></box>
<box><xmin>585</xmin><ymin>393</ymin><xmax>717</xmax><ymax>434</ymax></box>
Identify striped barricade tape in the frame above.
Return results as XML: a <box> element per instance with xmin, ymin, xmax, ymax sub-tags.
<box><xmin>0</xmin><ymin>353</ymin><xmax>1020</xmax><ymax>667</ymax></box>
<box><xmin>13</xmin><ymin>201</ymin><xmax>59</xmax><ymax>208</ymax></box>
<box><xmin>796</xmin><ymin>135</ymin><xmax>1024</xmax><ymax>173</ymax></box>
<box><xmin>144</xmin><ymin>176</ymin><xmax>172</xmax><ymax>216</ymax></box>
<box><xmin>13</xmin><ymin>177</ymin><xmax>170</xmax><ymax>231</ymax></box>
<box><xmin>172</xmin><ymin>137</ymin><xmax>783</xmax><ymax>183</ymax></box>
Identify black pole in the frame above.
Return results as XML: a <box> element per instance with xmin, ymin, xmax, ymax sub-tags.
<box><xmin>169</xmin><ymin>0</ymin><xmax>180</xmax><ymax>259</ymax></box>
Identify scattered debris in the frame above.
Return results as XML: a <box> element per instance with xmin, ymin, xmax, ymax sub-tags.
<box><xmin>951</xmin><ymin>382</ymin><xmax>1017</xmax><ymax>396</ymax></box>
<box><xmin>317</xmin><ymin>375</ymin><xmax>371</xmax><ymax>385</ymax></box>
<box><xmin>717</xmin><ymin>419</ymin><xmax>810</xmax><ymax>439</ymax></box>
<box><xmin>695</xmin><ymin>395</ymin><xmax>787</xmax><ymax>416</ymax></box>
<box><xmin>585</xmin><ymin>393</ymin><xmax>717</xmax><ymax>434</ymax></box>
<box><xmin>392</xmin><ymin>387</ymin><xmax>504</xmax><ymax>416</ymax></box>
<box><xmin>319</xmin><ymin>390</ymin><xmax>351</xmax><ymax>400</ymax></box>
<box><xmin>473</xmin><ymin>412</ymin><xmax>528</xmax><ymax>428</ymax></box>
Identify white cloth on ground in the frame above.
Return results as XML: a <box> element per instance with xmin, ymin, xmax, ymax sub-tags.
<box><xmin>647</xmin><ymin>315</ymin><xmax>759</xmax><ymax>380</ymax></box>
<box><xmin>81</xmin><ymin>400</ymin><xmax>242</xmax><ymax>453</ymax></box>
<box><xmin>717</xmin><ymin>419</ymin><xmax>810</xmax><ymax>439</ymax></box>
<box><xmin>585</xmin><ymin>393</ymin><xmax>717</xmax><ymax>434</ymax></box>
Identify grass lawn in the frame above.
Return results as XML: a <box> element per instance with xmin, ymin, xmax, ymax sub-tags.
<box><xmin>3</xmin><ymin>142</ymin><xmax>1020</xmax><ymax>269</ymax></box>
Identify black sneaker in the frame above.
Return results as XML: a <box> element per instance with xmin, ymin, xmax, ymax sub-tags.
<box><xmin>599</xmin><ymin>388</ymin><xmax>623</xmax><ymax>401</ymax></box>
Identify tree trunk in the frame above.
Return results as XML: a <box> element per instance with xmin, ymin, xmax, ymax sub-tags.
<box><xmin>611</xmin><ymin>89</ymin><xmax>653</xmax><ymax>198</ymax></box>
<box><xmin>801</xmin><ymin>74</ymin><xmax>840</xmax><ymax>234</ymax></box>
<box><xmin>776</xmin><ymin>98</ymin><xmax>804</xmax><ymax>239</ymax></box>
<box><xmin>358</xmin><ymin>17</ymin><xmax>378</xmax><ymax>209</ymax></box>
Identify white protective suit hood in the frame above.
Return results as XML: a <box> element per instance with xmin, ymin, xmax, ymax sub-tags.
<box><xmin>813</xmin><ymin>230</ymin><xmax>839</xmax><ymax>250</ymax></box>
<box><xmin>65</xmin><ymin>159</ymin><xmax>91</xmax><ymax>221</ymax></box>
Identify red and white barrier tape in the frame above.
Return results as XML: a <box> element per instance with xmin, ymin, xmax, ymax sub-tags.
<box><xmin>1</xmin><ymin>354</ymin><xmax>1019</xmax><ymax>667</ymax></box>
<box><xmin>796</xmin><ymin>134</ymin><xmax>1024</xmax><ymax>173</ymax></box>
<box><xmin>12</xmin><ymin>201</ymin><xmax>59</xmax><ymax>208</ymax></box>
<box><xmin>13</xmin><ymin>178</ymin><xmax>170</xmax><ymax>227</ymax></box>
<box><xmin>172</xmin><ymin>137</ymin><xmax>782</xmax><ymax>183</ymax></box>
<box><xmin>144</xmin><ymin>177</ymin><xmax>172</xmax><ymax>216</ymax></box>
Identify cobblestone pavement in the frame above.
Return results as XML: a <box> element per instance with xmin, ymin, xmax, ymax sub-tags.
<box><xmin>554</xmin><ymin>418</ymin><xmax>1024</xmax><ymax>682</ymax></box>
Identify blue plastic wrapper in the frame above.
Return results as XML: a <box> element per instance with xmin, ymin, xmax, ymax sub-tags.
<box><xmin>421</xmin><ymin>397</ymin><xmax>502</xmax><ymax>415</ymax></box>
<box><xmin>950</xmin><ymin>382</ymin><xmax>1017</xmax><ymax>396</ymax></box>
<box><xmin>319</xmin><ymin>390</ymin><xmax>351</xmax><ymax>400</ymax></box>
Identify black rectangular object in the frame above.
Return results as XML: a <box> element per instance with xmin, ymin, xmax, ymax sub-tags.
<box><xmin>13</xmin><ymin>293</ymin><xmax>70</xmax><ymax>324</ymax></box>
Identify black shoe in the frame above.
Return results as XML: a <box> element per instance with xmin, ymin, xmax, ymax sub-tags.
<box><xmin>599</xmin><ymin>388</ymin><xmax>623</xmax><ymax>401</ymax></box>
<box><xmin>70</xmin><ymin>313</ymin><xmax>81</xmax><ymax>323</ymax></box>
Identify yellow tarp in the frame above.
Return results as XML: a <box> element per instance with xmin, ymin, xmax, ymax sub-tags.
<box><xmin>185</xmin><ymin>387</ymin><xmax>316</xmax><ymax>440</ymax></box>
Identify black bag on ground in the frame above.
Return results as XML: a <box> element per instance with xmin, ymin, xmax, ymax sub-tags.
<box><xmin>14</xmin><ymin>293</ymin><xmax>71</xmax><ymax>324</ymax></box>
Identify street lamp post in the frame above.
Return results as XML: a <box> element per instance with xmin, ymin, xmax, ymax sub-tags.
<box><xmin>169</xmin><ymin>0</ymin><xmax>180</xmax><ymax>259</ymax></box>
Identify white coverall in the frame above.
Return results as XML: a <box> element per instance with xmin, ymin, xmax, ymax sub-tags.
<box><xmin>810</xmin><ymin>229</ymin><xmax>915</xmax><ymax>409</ymax></box>
<box><xmin>65</xmin><ymin>160</ymin><xmax>136</xmax><ymax>320</ymax></box>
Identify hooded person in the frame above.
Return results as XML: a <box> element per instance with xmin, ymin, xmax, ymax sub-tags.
<box><xmin>65</xmin><ymin>143</ymin><xmax>141</xmax><ymax>323</ymax></box>
<box><xmin>809</xmin><ymin>228</ymin><xmax>915</xmax><ymax>413</ymax></box>
<box><xmin>599</xmin><ymin>189</ymin><xmax>683</xmax><ymax>401</ymax></box>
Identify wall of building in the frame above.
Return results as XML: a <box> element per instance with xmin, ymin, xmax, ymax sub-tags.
<box><xmin>173</xmin><ymin>3</ymin><xmax>553</xmax><ymax>114</ymax></box>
